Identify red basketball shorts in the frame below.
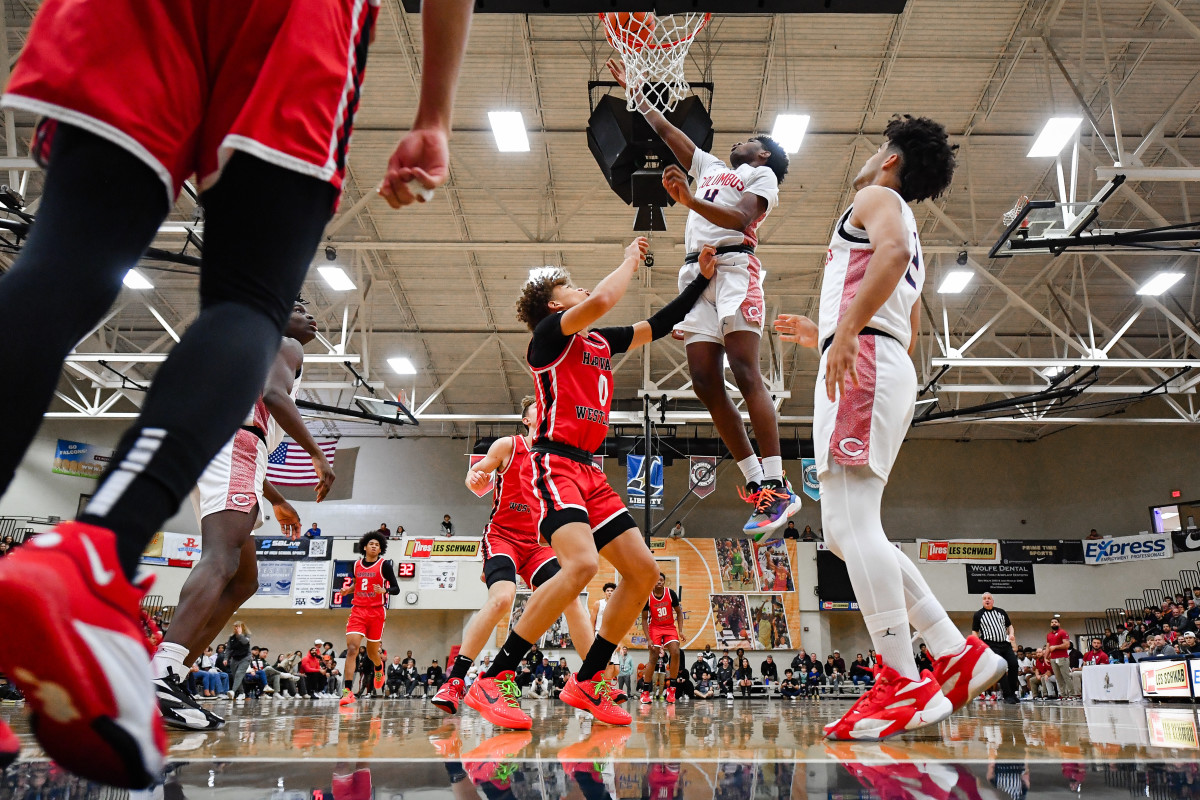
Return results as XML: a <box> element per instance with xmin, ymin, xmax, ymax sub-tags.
<box><xmin>481</xmin><ymin>523</ymin><xmax>559</xmax><ymax>589</ymax></box>
<box><xmin>346</xmin><ymin>605</ymin><xmax>386</xmax><ymax>642</ymax></box>
<box><xmin>648</xmin><ymin>626</ymin><xmax>681</xmax><ymax>646</ymax></box>
<box><xmin>3</xmin><ymin>0</ymin><xmax>379</xmax><ymax>207</ymax></box>
<box><xmin>529</xmin><ymin>452</ymin><xmax>635</xmax><ymax>549</ymax></box>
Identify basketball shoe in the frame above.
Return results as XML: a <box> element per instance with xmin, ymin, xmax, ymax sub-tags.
<box><xmin>464</xmin><ymin>672</ymin><xmax>531</xmax><ymax>730</ymax></box>
<box><xmin>665</xmin><ymin>686</ymin><xmax>676</xmax><ymax>704</ymax></box>
<box><xmin>823</xmin><ymin>660</ymin><xmax>952</xmax><ymax>741</ymax></box>
<box><xmin>373</xmin><ymin>664</ymin><xmax>385</xmax><ymax>692</ymax></box>
<box><xmin>611</xmin><ymin>688</ymin><xmax>629</xmax><ymax>704</ymax></box>
<box><xmin>432</xmin><ymin>677</ymin><xmax>466</xmax><ymax>714</ymax></box>
<box><xmin>558</xmin><ymin>725</ymin><xmax>632</xmax><ymax>775</ymax></box>
<box><xmin>740</xmin><ymin>479</ymin><xmax>802</xmax><ymax>542</ymax></box>
<box><xmin>0</xmin><ymin>522</ymin><xmax>165</xmax><ymax>788</ymax></box>
<box><xmin>640</xmin><ymin>689</ymin><xmax>651</xmax><ymax>704</ymax></box>
<box><xmin>0</xmin><ymin>719</ymin><xmax>17</xmax><ymax>770</ymax></box>
<box><xmin>427</xmin><ymin>720</ymin><xmax>462</xmax><ymax>759</ymax></box>
<box><xmin>153</xmin><ymin>666</ymin><xmax>223</xmax><ymax>731</ymax></box>
<box><xmin>931</xmin><ymin>635</ymin><xmax>1008</xmax><ymax>711</ymax></box>
<box><xmin>462</xmin><ymin>731</ymin><xmax>531</xmax><ymax>788</ymax></box>
<box><xmin>339</xmin><ymin>688</ymin><xmax>356</xmax><ymax>707</ymax></box>
<box><xmin>560</xmin><ymin>672</ymin><xmax>631</xmax><ymax>726</ymax></box>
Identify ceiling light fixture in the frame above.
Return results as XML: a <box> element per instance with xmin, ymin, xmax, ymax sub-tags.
<box><xmin>318</xmin><ymin>266</ymin><xmax>356</xmax><ymax>292</ymax></box>
<box><xmin>122</xmin><ymin>269</ymin><xmax>154</xmax><ymax>290</ymax></box>
<box><xmin>937</xmin><ymin>270</ymin><xmax>973</xmax><ymax>294</ymax></box>
<box><xmin>388</xmin><ymin>357</ymin><xmax>417</xmax><ymax>375</ymax></box>
<box><xmin>1136</xmin><ymin>272</ymin><xmax>1184</xmax><ymax>296</ymax></box>
<box><xmin>1027</xmin><ymin>117</ymin><xmax>1083</xmax><ymax>158</ymax></box>
<box><xmin>770</xmin><ymin>114</ymin><xmax>810</xmax><ymax>154</ymax></box>
<box><xmin>488</xmin><ymin>111</ymin><xmax>530</xmax><ymax>152</ymax></box>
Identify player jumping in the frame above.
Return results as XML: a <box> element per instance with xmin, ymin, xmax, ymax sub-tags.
<box><xmin>640</xmin><ymin>572</ymin><xmax>684</xmax><ymax>704</ymax></box>
<box><xmin>0</xmin><ymin>0</ymin><xmax>474</xmax><ymax>786</ymax></box>
<box><xmin>774</xmin><ymin>115</ymin><xmax>1006</xmax><ymax>740</ymax></box>
<box><xmin>464</xmin><ymin>238</ymin><xmax>715</xmax><ymax>729</ymax></box>
<box><xmin>339</xmin><ymin>531</ymin><xmax>402</xmax><ymax>706</ymax></box>
<box><xmin>607</xmin><ymin>57</ymin><xmax>799</xmax><ymax>541</ymax></box>
<box><xmin>151</xmin><ymin>301</ymin><xmax>332</xmax><ymax>730</ymax></box>
<box><xmin>431</xmin><ymin>395</ymin><xmax>597</xmax><ymax>716</ymax></box>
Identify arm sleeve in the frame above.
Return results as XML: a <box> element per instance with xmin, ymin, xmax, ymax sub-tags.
<box><xmin>670</xmin><ymin>589</ymin><xmax>681</xmax><ymax>606</ymax></box>
<box><xmin>647</xmin><ymin>275</ymin><xmax>711</xmax><ymax>340</ymax></box>
<box><xmin>594</xmin><ymin>325</ymin><xmax>636</xmax><ymax>356</ymax></box>
<box><xmin>381</xmin><ymin>560</ymin><xmax>401</xmax><ymax>595</ymax></box>
<box><xmin>743</xmin><ymin>166</ymin><xmax>779</xmax><ymax>215</ymax></box>
<box><xmin>528</xmin><ymin>312</ymin><xmax>573</xmax><ymax>368</ymax></box>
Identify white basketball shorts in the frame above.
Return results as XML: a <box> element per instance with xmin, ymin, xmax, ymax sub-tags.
<box><xmin>813</xmin><ymin>333</ymin><xmax>915</xmax><ymax>483</ymax></box>
<box><xmin>191</xmin><ymin>428</ymin><xmax>268</xmax><ymax>527</ymax></box>
<box><xmin>674</xmin><ymin>251</ymin><xmax>765</xmax><ymax>346</ymax></box>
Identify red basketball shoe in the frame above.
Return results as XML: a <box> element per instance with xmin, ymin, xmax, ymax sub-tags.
<box><xmin>0</xmin><ymin>522</ymin><xmax>164</xmax><ymax>788</ymax></box>
<box><xmin>0</xmin><ymin>719</ymin><xmax>18</xmax><ymax>769</ymax></box>
<box><xmin>560</xmin><ymin>673</ymin><xmax>631</xmax><ymax>726</ymax></box>
<box><xmin>824</xmin><ymin>661</ymin><xmax>952</xmax><ymax>741</ymax></box>
<box><xmin>463</xmin><ymin>731</ymin><xmax>532</xmax><ymax>788</ymax></box>
<box><xmin>464</xmin><ymin>672</ymin><xmax>531</xmax><ymax>730</ymax></box>
<box><xmin>432</xmin><ymin>677</ymin><xmax>466</xmax><ymax>715</ymax></box>
<box><xmin>931</xmin><ymin>635</ymin><xmax>1008</xmax><ymax>711</ymax></box>
<box><xmin>372</xmin><ymin>664</ymin><xmax>385</xmax><ymax>691</ymax></box>
<box><xmin>558</xmin><ymin>725</ymin><xmax>632</xmax><ymax>775</ymax></box>
<box><xmin>665</xmin><ymin>686</ymin><xmax>676</xmax><ymax>704</ymax></box>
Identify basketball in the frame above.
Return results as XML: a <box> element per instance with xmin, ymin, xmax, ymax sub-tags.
<box><xmin>602</xmin><ymin>12</ymin><xmax>656</xmax><ymax>51</ymax></box>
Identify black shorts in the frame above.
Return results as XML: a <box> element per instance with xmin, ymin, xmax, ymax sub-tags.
<box><xmin>483</xmin><ymin>554</ymin><xmax>560</xmax><ymax>589</ymax></box>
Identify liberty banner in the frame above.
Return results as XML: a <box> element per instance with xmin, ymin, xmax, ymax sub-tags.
<box><xmin>688</xmin><ymin>456</ymin><xmax>718</xmax><ymax>499</ymax></box>
<box><xmin>627</xmin><ymin>455</ymin><xmax>663</xmax><ymax>509</ymax></box>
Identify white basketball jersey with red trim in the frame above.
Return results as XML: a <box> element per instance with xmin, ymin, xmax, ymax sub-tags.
<box><xmin>818</xmin><ymin>187</ymin><xmax>924</xmax><ymax>351</ymax></box>
<box><xmin>684</xmin><ymin>147</ymin><xmax>778</xmax><ymax>253</ymax></box>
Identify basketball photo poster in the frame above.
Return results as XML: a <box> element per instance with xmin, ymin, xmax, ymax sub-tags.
<box><xmin>541</xmin><ymin>592</ymin><xmax>588</xmax><ymax>649</ymax></box>
<box><xmin>716</xmin><ymin>538</ymin><xmax>759</xmax><ymax>592</ymax></box>
<box><xmin>709</xmin><ymin>593</ymin><xmax>754</xmax><ymax>649</ymax></box>
<box><xmin>754</xmin><ymin>540</ymin><xmax>795</xmax><ymax>592</ymax></box>
<box><xmin>749</xmin><ymin>594</ymin><xmax>793</xmax><ymax>650</ymax></box>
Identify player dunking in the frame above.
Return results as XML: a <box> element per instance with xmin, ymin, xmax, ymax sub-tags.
<box><xmin>339</xmin><ymin>532</ymin><xmax>402</xmax><ymax>706</ymax></box>
<box><xmin>0</xmin><ymin>0</ymin><xmax>474</xmax><ymax>786</ymax></box>
<box><xmin>607</xmin><ymin>58</ymin><xmax>799</xmax><ymax>540</ymax></box>
<box><xmin>464</xmin><ymin>238</ymin><xmax>716</xmax><ymax>729</ymax></box>
<box><xmin>640</xmin><ymin>573</ymin><xmax>684</xmax><ymax>704</ymax></box>
<box><xmin>431</xmin><ymin>396</ymin><xmax>596</xmax><ymax>718</ymax></box>
<box><xmin>774</xmin><ymin>116</ymin><xmax>1006</xmax><ymax>740</ymax></box>
<box><xmin>151</xmin><ymin>301</ymin><xmax>332</xmax><ymax>730</ymax></box>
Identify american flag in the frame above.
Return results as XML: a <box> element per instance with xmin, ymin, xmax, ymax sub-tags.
<box><xmin>266</xmin><ymin>440</ymin><xmax>337</xmax><ymax>486</ymax></box>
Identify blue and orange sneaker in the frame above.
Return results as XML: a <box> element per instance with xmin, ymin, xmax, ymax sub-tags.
<box><xmin>740</xmin><ymin>479</ymin><xmax>802</xmax><ymax>542</ymax></box>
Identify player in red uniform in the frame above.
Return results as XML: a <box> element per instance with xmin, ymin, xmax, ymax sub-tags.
<box><xmin>434</xmin><ymin>396</ymin><xmax>595</xmax><ymax>720</ymax></box>
<box><xmin>640</xmin><ymin>573</ymin><xmax>685</xmax><ymax>704</ymax></box>
<box><xmin>339</xmin><ymin>531</ymin><xmax>401</xmax><ymax>706</ymax></box>
<box><xmin>465</xmin><ymin>239</ymin><xmax>714</xmax><ymax>729</ymax></box>
<box><xmin>0</xmin><ymin>0</ymin><xmax>474</xmax><ymax>787</ymax></box>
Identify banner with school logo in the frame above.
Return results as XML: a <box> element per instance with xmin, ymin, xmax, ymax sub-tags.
<box><xmin>800</xmin><ymin>458</ymin><xmax>820</xmax><ymax>502</ymax></box>
<box><xmin>466</xmin><ymin>454</ymin><xmax>495</xmax><ymax>498</ymax></box>
<box><xmin>290</xmin><ymin>560</ymin><xmax>331</xmax><ymax>609</ymax></box>
<box><xmin>1084</xmin><ymin>532</ymin><xmax>1172</xmax><ymax>565</ymax></box>
<box><xmin>688</xmin><ymin>456</ymin><xmax>718</xmax><ymax>499</ymax></box>
<box><xmin>627</xmin><ymin>455</ymin><xmax>663</xmax><ymax>509</ymax></box>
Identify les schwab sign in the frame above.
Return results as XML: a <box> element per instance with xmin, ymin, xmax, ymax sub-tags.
<box><xmin>403</xmin><ymin>538</ymin><xmax>481</xmax><ymax>559</ymax></box>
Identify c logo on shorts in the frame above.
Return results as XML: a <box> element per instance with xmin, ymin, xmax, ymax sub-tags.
<box><xmin>838</xmin><ymin>438</ymin><xmax>865</xmax><ymax>457</ymax></box>
<box><xmin>230</xmin><ymin>493</ymin><xmax>255</xmax><ymax>507</ymax></box>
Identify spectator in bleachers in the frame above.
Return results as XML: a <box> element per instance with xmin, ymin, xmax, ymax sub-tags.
<box><xmin>791</xmin><ymin>649</ymin><xmax>813</xmax><ymax>676</ymax></box>
<box><xmin>385</xmin><ymin>655</ymin><xmax>405</xmax><ymax>698</ymax></box>
<box><xmin>695</xmin><ymin>670</ymin><xmax>716</xmax><ymax>699</ymax></box>
<box><xmin>668</xmin><ymin>521</ymin><xmax>685</xmax><ymax>539</ymax></box>
<box><xmin>196</xmin><ymin>646</ymin><xmax>229</xmax><ymax>698</ymax></box>
<box><xmin>1027</xmin><ymin>648</ymin><xmax>1055</xmax><ymax>699</ymax></box>
<box><xmin>552</xmin><ymin>657</ymin><xmax>570</xmax><ymax>698</ymax></box>
<box><xmin>535</xmin><ymin>656</ymin><xmax>553</xmax><ymax>680</ymax></box>
<box><xmin>806</xmin><ymin>661</ymin><xmax>824</xmax><ymax>699</ymax></box>
<box><xmin>915</xmin><ymin>643</ymin><xmax>933</xmax><ymax>673</ymax></box>
<box><xmin>527</xmin><ymin>672</ymin><xmax>549</xmax><ymax>699</ymax></box>
<box><xmin>824</xmin><ymin>655</ymin><xmax>843</xmax><ymax>693</ymax></box>
<box><xmin>716</xmin><ymin>655</ymin><xmax>734</xmax><ymax>699</ymax></box>
<box><xmin>425</xmin><ymin>658</ymin><xmax>445</xmax><ymax>693</ymax></box>
<box><xmin>831</xmin><ymin>650</ymin><xmax>846</xmax><ymax>674</ymax></box>
<box><xmin>1102</xmin><ymin>628</ymin><xmax>1119</xmax><ymax>654</ymax></box>
<box><xmin>300</xmin><ymin>646</ymin><xmax>324</xmax><ymax>697</ymax></box>
<box><xmin>849</xmin><ymin>654</ymin><xmax>874</xmax><ymax>687</ymax></box>
<box><xmin>261</xmin><ymin>648</ymin><xmax>296</xmax><ymax>696</ymax></box>
<box><xmin>1017</xmin><ymin>648</ymin><xmax>1036</xmax><ymax>699</ymax></box>
<box><xmin>1169</xmin><ymin>604</ymin><xmax>1194</xmax><ymax>634</ymax></box>
<box><xmin>782</xmin><ymin>521</ymin><xmax>799</xmax><ymax>540</ymax></box>
<box><xmin>1086</xmin><ymin>528</ymin><xmax>1101</xmax><ymax>540</ymax></box>
<box><xmin>800</xmin><ymin>525</ymin><xmax>819</xmax><ymax>542</ymax></box>
<box><xmin>781</xmin><ymin>669</ymin><xmax>801</xmax><ymax>700</ymax></box>
<box><xmin>866</xmin><ymin>648</ymin><xmax>878</xmax><ymax>667</ymax></box>
<box><xmin>513</xmin><ymin>658</ymin><xmax>534</xmax><ymax>690</ymax></box>
<box><xmin>242</xmin><ymin>649</ymin><xmax>268</xmax><ymax>698</ymax></box>
<box><xmin>395</xmin><ymin>525</ymin><xmax>406</xmax><ymax>538</ymax></box>
<box><xmin>440</xmin><ymin>515</ymin><xmax>454</xmax><ymax>537</ymax></box>
<box><xmin>674</xmin><ymin>664</ymin><xmax>694</xmax><ymax>700</ymax></box>
<box><xmin>0</xmin><ymin>541</ymin><xmax>9</xmax><ymax>558</ymax></box>
<box><xmin>1179</xmin><ymin>631</ymin><xmax>1197</xmax><ymax>655</ymax></box>
<box><xmin>735</xmin><ymin>657</ymin><xmax>755</xmax><ymax>698</ymax></box>
<box><xmin>1148</xmin><ymin>633</ymin><xmax>1177</xmax><ymax>657</ymax></box>
<box><xmin>304</xmin><ymin>522</ymin><xmax>321</xmax><ymax>538</ymax></box>
<box><xmin>401</xmin><ymin>659</ymin><xmax>422</xmax><ymax>697</ymax></box>
<box><xmin>376</xmin><ymin>523</ymin><xmax>391</xmax><ymax>538</ymax></box>
<box><xmin>322</xmin><ymin>654</ymin><xmax>341</xmax><ymax>694</ymax></box>
<box><xmin>760</xmin><ymin>655</ymin><xmax>778</xmax><ymax>694</ymax></box>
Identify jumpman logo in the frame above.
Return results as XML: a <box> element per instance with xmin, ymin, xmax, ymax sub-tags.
<box><xmin>882</xmin><ymin>629</ymin><xmax>898</xmax><ymax>638</ymax></box>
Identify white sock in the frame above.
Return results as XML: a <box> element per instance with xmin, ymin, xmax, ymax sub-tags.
<box><xmin>865</xmin><ymin>610</ymin><xmax>919</xmax><ymax>680</ymax></box>
<box><xmin>152</xmin><ymin>642</ymin><xmax>190</xmax><ymax>681</ymax></box>
<box><xmin>737</xmin><ymin>455</ymin><xmax>764</xmax><ymax>486</ymax></box>
<box><xmin>761</xmin><ymin>456</ymin><xmax>784</xmax><ymax>483</ymax></box>
<box><xmin>908</xmin><ymin>596</ymin><xmax>966</xmax><ymax>659</ymax></box>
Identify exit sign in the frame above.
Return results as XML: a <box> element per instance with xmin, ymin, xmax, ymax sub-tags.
<box><xmin>1173</xmin><ymin>490</ymin><xmax>1182</xmax><ymax>498</ymax></box>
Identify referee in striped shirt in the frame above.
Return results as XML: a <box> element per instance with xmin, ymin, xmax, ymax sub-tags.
<box><xmin>972</xmin><ymin>592</ymin><xmax>1020</xmax><ymax>704</ymax></box>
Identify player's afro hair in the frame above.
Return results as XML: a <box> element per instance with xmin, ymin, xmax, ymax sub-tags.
<box><xmin>516</xmin><ymin>268</ymin><xmax>571</xmax><ymax>331</ymax></box>
<box><xmin>358</xmin><ymin>530</ymin><xmax>389</xmax><ymax>556</ymax></box>
<box><xmin>751</xmin><ymin>135</ymin><xmax>789</xmax><ymax>184</ymax></box>
<box><xmin>883</xmin><ymin>115</ymin><xmax>957</xmax><ymax>202</ymax></box>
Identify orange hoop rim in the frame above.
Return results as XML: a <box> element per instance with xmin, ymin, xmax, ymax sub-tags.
<box><xmin>599</xmin><ymin>12</ymin><xmax>712</xmax><ymax>52</ymax></box>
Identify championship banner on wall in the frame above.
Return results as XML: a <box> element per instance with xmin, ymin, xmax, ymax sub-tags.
<box><xmin>53</xmin><ymin>439</ymin><xmax>113</xmax><ymax>479</ymax></box>
<box><xmin>965</xmin><ymin>563</ymin><xmax>1036</xmax><ymax>594</ymax></box>
<box><xmin>688</xmin><ymin>456</ymin><xmax>718</xmax><ymax>499</ymax></box>
<box><xmin>402</xmin><ymin>538</ymin><xmax>482</xmax><ymax>559</ymax></box>
<box><xmin>917</xmin><ymin>539</ymin><xmax>1000</xmax><ymax>564</ymax></box>
<box><xmin>1000</xmin><ymin>540</ymin><xmax>1084</xmax><ymax>565</ymax></box>
<box><xmin>290</xmin><ymin>561</ymin><xmax>331</xmax><ymax>609</ymax></box>
<box><xmin>627</xmin><ymin>455</ymin><xmax>663</xmax><ymax>509</ymax></box>
<box><xmin>1085</xmin><ymin>532</ymin><xmax>1172</xmax><ymax>565</ymax></box>
<box><xmin>800</xmin><ymin>458</ymin><xmax>820</xmax><ymax>502</ymax></box>
<box><xmin>466</xmin><ymin>454</ymin><xmax>495</xmax><ymax>497</ymax></box>
<box><xmin>1172</xmin><ymin>529</ymin><xmax>1200</xmax><ymax>553</ymax></box>
<box><xmin>255</xmin><ymin>536</ymin><xmax>331</xmax><ymax>561</ymax></box>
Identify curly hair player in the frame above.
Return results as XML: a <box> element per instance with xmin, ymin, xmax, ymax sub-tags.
<box><xmin>338</xmin><ymin>531</ymin><xmax>402</xmax><ymax>706</ymax></box>
<box><xmin>607</xmin><ymin>57</ymin><xmax>798</xmax><ymax>541</ymax></box>
<box><xmin>774</xmin><ymin>116</ymin><xmax>1006</xmax><ymax>740</ymax></box>
<box><xmin>464</xmin><ymin>238</ymin><xmax>715</xmax><ymax>729</ymax></box>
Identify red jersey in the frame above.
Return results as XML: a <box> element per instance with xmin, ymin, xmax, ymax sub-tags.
<box><xmin>646</xmin><ymin>587</ymin><xmax>680</xmax><ymax>631</ymax></box>
<box><xmin>487</xmin><ymin>435</ymin><xmax>536</xmax><ymax>533</ymax></box>
<box><xmin>351</xmin><ymin>558</ymin><xmax>387</xmax><ymax>608</ymax></box>
<box><xmin>530</xmin><ymin>313</ymin><xmax>631</xmax><ymax>455</ymax></box>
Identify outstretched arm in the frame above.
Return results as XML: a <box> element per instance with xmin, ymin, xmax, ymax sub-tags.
<box><xmin>607</xmin><ymin>58</ymin><xmax>696</xmax><ymax>169</ymax></box>
<box><xmin>263</xmin><ymin>339</ymin><xmax>335</xmax><ymax>501</ymax></box>
<box><xmin>606</xmin><ymin>244</ymin><xmax>718</xmax><ymax>352</ymax></box>
<box><xmin>559</xmin><ymin>237</ymin><xmax>649</xmax><ymax>335</ymax></box>
<box><xmin>465</xmin><ymin>436</ymin><xmax>515</xmax><ymax>493</ymax></box>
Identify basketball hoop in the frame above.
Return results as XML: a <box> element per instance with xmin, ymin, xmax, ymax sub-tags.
<box><xmin>601</xmin><ymin>12</ymin><xmax>711</xmax><ymax>113</ymax></box>
<box><xmin>1002</xmin><ymin>195</ymin><xmax>1030</xmax><ymax>227</ymax></box>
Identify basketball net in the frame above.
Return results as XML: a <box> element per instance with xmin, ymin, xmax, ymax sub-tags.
<box><xmin>602</xmin><ymin>12</ymin><xmax>711</xmax><ymax>113</ymax></box>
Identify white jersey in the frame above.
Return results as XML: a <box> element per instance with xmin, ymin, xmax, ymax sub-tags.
<box><xmin>595</xmin><ymin>598</ymin><xmax>608</xmax><ymax>632</ymax></box>
<box><xmin>818</xmin><ymin>187</ymin><xmax>924</xmax><ymax>351</ymax></box>
<box><xmin>685</xmin><ymin>147</ymin><xmax>778</xmax><ymax>254</ymax></box>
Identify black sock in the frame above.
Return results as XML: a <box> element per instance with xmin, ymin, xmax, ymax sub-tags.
<box><xmin>344</xmin><ymin>678</ymin><xmax>353</xmax><ymax>691</ymax></box>
<box><xmin>486</xmin><ymin>632</ymin><xmax>533</xmax><ymax>678</ymax></box>
<box><xmin>578</xmin><ymin>636</ymin><xmax>618</xmax><ymax>680</ymax></box>
<box><xmin>450</xmin><ymin>654</ymin><xmax>474</xmax><ymax>682</ymax></box>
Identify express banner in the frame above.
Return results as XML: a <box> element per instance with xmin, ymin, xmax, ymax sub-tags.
<box><xmin>999</xmin><ymin>540</ymin><xmax>1084</xmax><ymax>565</ymax></box>
<box><xmin>1085</xmin><ymin>532</ymin><xmax>1172</xmax><ymax>565</ymax></box>
<box><xmin>627</xmin><ymin>455</ymin><xmax>663</xmax><ymax>509</ymax></box>
<box><xmin>688</xmin><ymin>456</ymin><xmax>718</xmax><ymax>500</ymax></box>
<box><xmin>917</xmin><ymin>539</ymin><xmax>1000</xmax><ymax>564</ymax></box>
<box><xmin>965</xmin><ymin>563</ymin><xmax>1036</xmax><ymax>594</ymax></box>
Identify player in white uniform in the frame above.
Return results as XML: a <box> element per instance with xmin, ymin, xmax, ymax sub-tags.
<box><xmin>149</xmin><ymin>301</ymin><xmax>336</xmax><ymax>730</ymax></box>
<box><xmin>607</xmin><ymin>58</ymin><xmax>799</xmax><ymax>541</ymax></box>
<box><xmin>775</xmin><ymin>116</ymin><xmax>1005</xmax><ymax>740</ymax></box>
